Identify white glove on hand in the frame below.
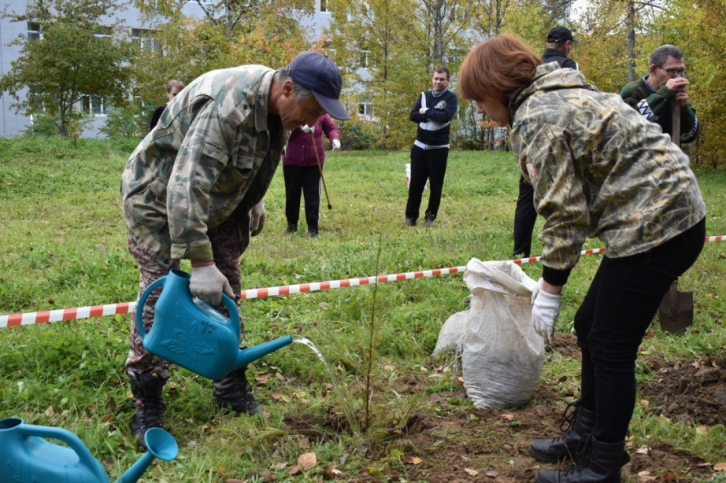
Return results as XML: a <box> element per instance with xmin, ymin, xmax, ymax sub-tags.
<box><xmin>332</xmin><ymin>139</ymin><xmax>341</xmax><ymax>150</ymax></box>
<box><xmin>531</xmin><ymin>278</ymin><xmax>561</xmax><ymax>344</ymax></box>
<box><xmin>419</xmin><ymin>107</ymin><xmax>428</xmax><ymax>114</ymax></box>
<box><xmin>249</xmin><ymin>200</ymin><xmax>266</xmax><ymax>237</ymax></box>
<box><xmin>189</xmin><ymin>263</ymin><xmax>235</xmax><ymax>306</ymax></box>
<box><xmin>302</xmin><ymin>125</ymin><xmax>315</xmax><ymax>133</ymax></box>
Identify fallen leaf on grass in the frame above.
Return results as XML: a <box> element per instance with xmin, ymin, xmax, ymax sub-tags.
<box><xmin>636</xmin><ymin>446</ymin><xmax>650</xmax><ymax>455</ymax></box>
<box><xmin>273</xmin><ymin>462</ymin><xmax>287</xmax><ymax>470</ymax></box>
<box><xmin>323</xmin><ymin>464</ymin><xmax>343</xmax><ymax>480</ymax></box>
<box><xmin>289</xmin><ymin>465</ymin><xmax>300</xmax><ymax>476</ymax></box>
<box><xmin>637</xmin><ymin>470</ymin><xmax>658</xmax><ymax>481</ymax></box>
<box><xmin>485</xmin><ymin>469</ymin><xmax>499</xmax><ymax>477</ymax></box>
<box><xmin>247</xmin><ymin>469</ymin><xmax>275</xmax><ymax>482</ymax></box>
<box><xmin>225</xmin><ymin>479</ymin><xmax>243</xmax><ymax>483</ymax></box>
<box><xmin>403</xmin><ymin>456</ymin><xmax>423</xmax><ymax>465</ymax></box>
<box><xmin>714</xmin><ymin>462</ymin><xmax>726</xmax><ymax>472</ymax></box>
<box><xmin>255</xmin><ymin>373</ymin><xmax>271</xmax><ymax>384</ymax></box>
<box><xmin>271</xmin><ymin>391</ymin><xmax>283</xmax><ymax>400</ymax></box>
<box><xmin>298</xmin><ymin>452</ymin><xmax>317</xmax><ymax>471</ymax></box>
<box><xmin>696</xmin><ymin>425</ymin><xmax>708</xmax><ymax>435</ymax></box>
<box><xmin>502</xmin><ymin>414</ymin><xmax>515</xmax><ymax>421</ymax></box>
<box><xmin>44</xmin><ymin>406</ymin><xmax>54</xmax><ymax>417</ymax></box>
<box><xmin>298</xmin><ymin>436</ymin><xmax>311</xmax><ymax>449</ymax></box>
<box><xmin>276</xmin><ymin>372</ymin><xmax>285</xmax><ymax>381</ymax></box>
<box><xmin>464</xmin><ymin>468</ymin><xmax>479</xmax><ymax>476</ymax></box>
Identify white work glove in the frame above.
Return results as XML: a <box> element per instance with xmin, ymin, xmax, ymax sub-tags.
<box><xmin>302</xmin><ymin>124</ymin><xmax>315</xmax><ymax>133</ymax></box>
<box><xmin>332</xmin><ymin>139</ymin><xmax>341</xmax><ymax>150</ymax></box>
<box><xmin>531</xmin><ymin>278</ymin><xmax>561</xmax><ymax>344</ymax></box>
<box><xmin>249</xmin><ymin>200</ymin><xmax>266</xmax><ymax>237</ymax></box>
<box><xmin>189</xmin><ymin>263</ymin><xmax>235</xmax><ymax>306</ymax></box>
<box><xmin>419</xmin><ymin>107</ymin><xmax>428</xmax><ymax>114</ymax></box>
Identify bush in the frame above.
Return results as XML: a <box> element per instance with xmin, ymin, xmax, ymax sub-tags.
<box><xmin>338</xmin><ymin>118</ymin><xmax>382</xmax><ymax>150</ymax></box>
<box><xmin>99</xmin><ymin>107</ymin><xmax>145</xmax><ymax>140</ymax></box>
<box><xmin>23</xmin><ymin>111</ymin><xmax>91</xmax><ymax>143</ymax></box>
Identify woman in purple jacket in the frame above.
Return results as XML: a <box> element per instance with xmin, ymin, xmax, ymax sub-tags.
<box><xmin>283</xmin><ymin>114</ymin><xmax>341</xmax><ymax>237</ymax></box>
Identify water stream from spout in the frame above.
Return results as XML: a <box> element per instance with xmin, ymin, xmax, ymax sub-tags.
<box><xmin>291</xmin><ymin>335</ymin><xmax>360</xmax><ymax>435</ymax></box>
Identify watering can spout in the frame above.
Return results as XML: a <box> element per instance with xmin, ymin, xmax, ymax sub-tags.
<box><xmin>235</xmin><ymin>335</ymin><xmax>294</xmax><ymax>369</ymax></box>
<box><xmin>115</xmin><ymin>428</ymin><xmax>178</xmax><ymax>483</ymax></box>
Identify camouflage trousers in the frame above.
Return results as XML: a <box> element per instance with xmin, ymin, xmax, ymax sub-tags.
<box><xmin>126</xmin><ymin>216</ymin><xmax>246</xmax><ymax>374</ymax></box>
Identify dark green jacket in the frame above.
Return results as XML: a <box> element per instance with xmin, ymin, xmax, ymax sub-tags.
<box><xmin>620</xmin><ymin>76</ymin><xmax>699</xmax><ymax>144</ymax></box>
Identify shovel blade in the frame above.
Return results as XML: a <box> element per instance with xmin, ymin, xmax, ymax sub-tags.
<box><xmin>658</xmin><ymin>281</ymin><xmax>694</xmax><ymax>334</ymax></box>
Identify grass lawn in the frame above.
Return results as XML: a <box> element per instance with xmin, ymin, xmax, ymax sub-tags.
<box><xmin>1</xmin><ymin>136</ymin><xmax>725</xmax><ymax>482</ymax></box>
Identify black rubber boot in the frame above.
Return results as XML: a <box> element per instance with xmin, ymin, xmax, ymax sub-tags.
<box><xmin>129</xmin><ymin>369</ymin><xmax>169</xmax><ymax>451</ymax></box>
<box><xmin>529</xmin><ymin>403</ymin><xmax>596</xmax><ymax>463</ymax></box>
<box><xmin>535</xmin><ymin>437</ymin><xmax>630</xmax><ymax>483</ymax></box>
<box><xmin>213</xmin><ymin>366</ymin><xmax>261</xmax><ymax>415</ymax></box>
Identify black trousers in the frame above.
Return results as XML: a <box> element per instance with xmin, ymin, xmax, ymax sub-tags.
<box><xmin>283</xmin><ymin>165</ymin><xmax>321</xmax><ymax>230</ymax></box>
<box><xmin>574</xmin><ymin>218</ymin><xmax>705</xmax><ymax>443</ymax></box>
<box><xmin>513</xmin><ymin>176</ymin><xmax>537</xmax><ymax>257</ymax></box>
<box><xmin>405</xmin><ymin>145</ymin><xmax>449</xmax><ymax>222</ymax></box>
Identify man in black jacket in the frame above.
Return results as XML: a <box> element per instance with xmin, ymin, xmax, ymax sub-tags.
<box><xmin>512</xmin><ymin>26</ymin><xmax>578</xmax><ymax>258</ymax></box>
<box><xmin>405</xmin><ymin>67</ymin><xmax>458</xmax><ymax>227</ymax></box>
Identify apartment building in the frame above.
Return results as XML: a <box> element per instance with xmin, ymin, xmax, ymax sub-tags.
<box><xmin>0</xmin><ymin>0</ymin><xmax>334</xmax><ymax>137</ymax></box>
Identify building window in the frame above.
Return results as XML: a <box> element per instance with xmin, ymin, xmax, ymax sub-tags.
<box><xmin>27</xmin><ymin>22</ymin><xmax>41</xmax><ymax>41</ymax></box>
<box><xmin>81</xmin><ymin>95</ymin><xmax>110</xmax><ymax>116</ymax></box>
<box><xmin>132</xmin><ymin>28</ymin><xmax>159</xmax><ymax>52</ymax></box>
<box><xmin>94</xmin><ymin>27</ymin><xmax>113</xmax><ymax>39</ymax></box>
<box><xmin>359</xmin><ymin>48</ymin><xmax>369</xmax><ymax>68</ymax></box>
<box><xmin>358</xmin><ymin>101</ymin><xmax>373</xmax><ymax>116</ymax></box>
<box><xmin>320</xmin><ymin>0</ymin><xmax>328</xmax><ymax>12</ymax></box>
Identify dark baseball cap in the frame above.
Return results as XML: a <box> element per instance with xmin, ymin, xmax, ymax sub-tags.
<box><xmin>547</xmin><ymin>26</ymin><xmax>574</xmax><ymax>43</ymax></box>
<box><xmin>286</xmin><ymin>51</ymin><xmax>350</xmax><ymax>120</ymax></box>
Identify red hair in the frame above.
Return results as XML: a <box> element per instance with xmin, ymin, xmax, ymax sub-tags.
<box><xmin>458</xmin><ymin>34</ymin><xmax>541</xmax><ymax>102</ymax></box>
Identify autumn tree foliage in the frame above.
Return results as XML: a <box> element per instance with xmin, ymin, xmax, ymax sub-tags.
<box><xmin>130</xmin><ymin>0</ymin><xmax>314</xmax><ymax>106</ymax></box>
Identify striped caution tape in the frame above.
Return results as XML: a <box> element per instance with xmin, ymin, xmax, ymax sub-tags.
<box><xmin>1</xmin><ymin>236</ymin><xmax>723</xmax><ymax>328</ymax></box>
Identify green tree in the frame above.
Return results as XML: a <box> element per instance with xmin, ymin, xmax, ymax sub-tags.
<box><xmin>129</xmin><ymin>0</ymin><xmax>313</xmax><ymax>108</ymax></box>
<box><xmin>0</xmin><ymin>0</ymin><xmax>134</xmax><ymax>137</ymax></box>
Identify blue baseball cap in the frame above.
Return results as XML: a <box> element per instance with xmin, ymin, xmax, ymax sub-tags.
<box><xmin>286</xmin><ymin>51</ymin><xmax>350</xmax><ymax>120</ymax></box>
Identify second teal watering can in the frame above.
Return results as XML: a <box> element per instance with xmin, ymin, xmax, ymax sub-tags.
<box><xmin>0</xmin><ymin>417</ymin><xmax>177</xmax><ymax>483</ymax></box>
<box><xmin>136</xmin><ymin>269</ymin><xmax>293</xmax><ymax>380</ymax></box>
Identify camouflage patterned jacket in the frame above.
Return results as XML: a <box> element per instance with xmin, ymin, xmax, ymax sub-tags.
<box><xmin>121</xmin><ymin>66</ymin><xmax>287</xmax><ymax>262</ymax></box>
<box><xmin>510</xmin><ymin>64</ymin><xmax>706</xmax><ymax>285</ymax></box>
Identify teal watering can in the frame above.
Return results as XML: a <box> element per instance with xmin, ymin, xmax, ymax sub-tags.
<box><xmin>0</xmin><ymin>417</ymin><xmax>177</xmax><ymax>483</ymax></box>
<box><xmin>136</xmin><ymin>269</ymin><xmax>293</xmax><ymax>380</ymax></box>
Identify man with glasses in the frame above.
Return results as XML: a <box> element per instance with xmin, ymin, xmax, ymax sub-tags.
<box><xmin>621</xmin><ymin>44</ymin><xmax>700</xmax><ymax>144</ymax></box>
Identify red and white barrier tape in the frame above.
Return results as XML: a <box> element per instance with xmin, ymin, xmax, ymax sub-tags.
<box><xmin>2</xmin><ymin>236</ymin><xmax>723</xmax><ymax>328</ymax></box>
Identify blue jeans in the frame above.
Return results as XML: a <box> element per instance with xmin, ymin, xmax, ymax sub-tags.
<box><xmin>574</xmin><ymin>218</ymin><xmax>705</xmax><ymax>442</ymax></box>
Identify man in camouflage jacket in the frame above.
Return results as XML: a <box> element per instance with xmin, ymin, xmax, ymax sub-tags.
<box><xmin>620</xmin><ymin>44</ymin><xmax>699</xmax><ymax>144</ymax></box>
<box><xmin>121</xmin><ymin>51</ymin><xmax>349</xmax><ymax>449</ymax></box>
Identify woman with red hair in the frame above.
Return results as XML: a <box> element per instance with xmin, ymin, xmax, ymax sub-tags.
<box><xmin>459</xmin><ymin>34</ymin><xmax>706</xmax><ymax>483</ymax></box>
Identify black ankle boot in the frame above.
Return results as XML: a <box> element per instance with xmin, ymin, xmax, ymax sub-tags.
<box><xmin>129</xmin><ymin>369</ymin><xmax>169</xmax><ymax>450</ymax></box>
<box><xmin>535</xmin><ymin>437</ymin><xmax>630</xmax><ymax>483</ymax></box>
<box><xmin>213</xmin><ymin>366</ymin><xmax>261</xmax><ymax>415</ymax></box>
<box><xmin>529</xmin><ymin>402</ymin><xmax>596</xmax><ymax>463</ymax></box>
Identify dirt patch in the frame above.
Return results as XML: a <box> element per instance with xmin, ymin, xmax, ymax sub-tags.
<box><xmin>281</xmin><ymin>339</ymin><xmax>720</xmax><ymax>481</ymax></box>
<box><xmin>640</xmin><ymin>358</ymin><xmax>726</xmax><ymax>426</ymax></box>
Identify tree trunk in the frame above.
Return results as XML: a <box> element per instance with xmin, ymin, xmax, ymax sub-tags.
<box><xmin>626</xmin><ymin>0</ymin><xmax>636</xmax><ymax>82</ymax></box>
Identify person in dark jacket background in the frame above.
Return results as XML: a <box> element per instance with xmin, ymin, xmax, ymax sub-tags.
<box><xmin>404</xmin><ymin>67</ymin><xmax>458</xmax><ymax>227</ymax></box>
<box><xmin>149</xmin><ymin>80</ymin><xmax>185</xmax><ymax>130</ymax></box>
<box><xmin>283</xmin><ymin>114</ymin><xmax>340</xmax><ymax>238</ymax></box>
<box><xmin>513</xmin><ymin>26</ymin><xmax>578</xmax><ymax>259</ymax></box>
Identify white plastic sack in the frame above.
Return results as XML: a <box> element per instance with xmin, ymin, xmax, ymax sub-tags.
<box><xmin>433</xmin><ymin>259</ymin><xmax>545</xmax><ymax>408</ymax></box>
<box><xmin>432</xmin><ymin>309</ymin><xmax>468</xmax><ymax>356</ymax></box>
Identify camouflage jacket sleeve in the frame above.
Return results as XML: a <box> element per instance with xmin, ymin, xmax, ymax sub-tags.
<box><xmin>512</xmin><ymin>121</ymin><xmax>590</xmax><ymax>283</ymax></box>
<box><xmin>167</xmin><ymin>98</ymin><xmax>235</xmax><ymax>262</ymax></box>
